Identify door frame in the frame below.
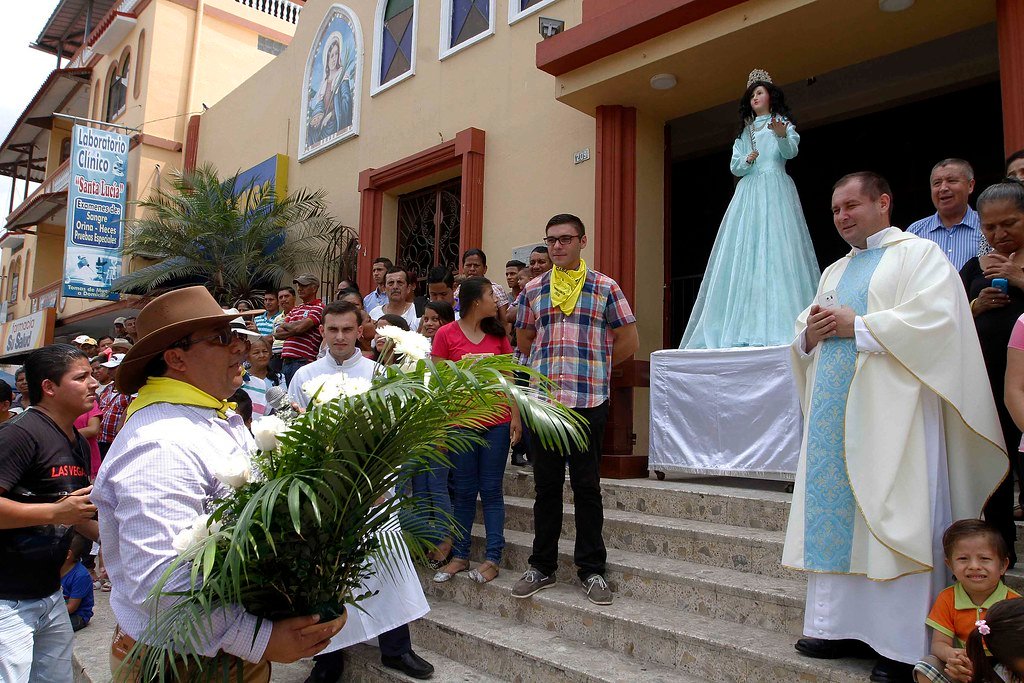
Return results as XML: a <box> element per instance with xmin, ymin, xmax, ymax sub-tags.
<box><xmin>356</xmin><ymin>128</ymin><xmax>485</xmax><ymax>294</ymax></box>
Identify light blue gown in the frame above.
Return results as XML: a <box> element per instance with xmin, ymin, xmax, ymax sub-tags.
<box><xmin>680</xmin><ymin>114</ymin><xmax>820</xmax><ymax>349</ymax></box>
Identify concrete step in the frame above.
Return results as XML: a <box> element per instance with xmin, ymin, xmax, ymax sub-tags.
<box><xmin>419</xmin><ymin>569</ymin><xmax>872</xmax><ymax>683</ymax></box>
<box><xmin>410</xmin><ymin>598</ymin><xmax>703</xmax><ymax>682</ymax></box>
<box><xmin>463</xmin><ymin>523</ymin><xmax>806</xmax><ymax>635</ymax></box>
<box><xmin>1007</xmin><ymin>567</ymin><xmax>1024</xmax><ymax>593</ymax></box>
<box><xmin>495</xmin><ymin>494</ymin><xmax>795</xmax><ymax>580</ymax></box>
<box><xmin>343</xmin><ymin>643</ymin><xmax>500</xmax><ymax>682</ymax></box>
<box><xmin>503</xmin><ymin>469</ymin><xmax>791</xmax><ymax>532</ymax></box>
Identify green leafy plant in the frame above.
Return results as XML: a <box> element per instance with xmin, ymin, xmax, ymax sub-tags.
<box><xmin>114</xmin><ymin>164</ymin><xmax>337</xmax><ymax>305</ymax></box>
<box><xmin>124</xmin><ymin>354</ymin><xmax>585</xmax><ymax>681</ymax></box>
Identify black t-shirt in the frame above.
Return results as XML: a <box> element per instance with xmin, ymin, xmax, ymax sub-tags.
<box><xmin>0</xmin><ymin>408</ymin><xmax>91</xmax><ymax>599</ymax></box>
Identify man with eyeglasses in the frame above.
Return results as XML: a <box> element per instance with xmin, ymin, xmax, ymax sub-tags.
<box><xmin>512</xmin><ymin>213</ymin><xmax>639</xmax><ymax>607</ymax></box>
<box><xmin>93</xmin><ymin>287</ymin><xmax>345</xmax><ymax>681</ymax></box>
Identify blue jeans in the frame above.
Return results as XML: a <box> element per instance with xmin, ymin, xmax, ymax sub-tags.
<box><xmin>400</xmin><ymin>457</ymin><xmax>453</xmax><ymax>545</ymax></box>
<box><xmin>451</xmin><ymin>423</ymin><xmax>510</xmax><ymax>563</ymax></box>
<box><xmin>0</xmin><ymin>590</ymin><xmax>75</xmax><ymax>682</ymax></box>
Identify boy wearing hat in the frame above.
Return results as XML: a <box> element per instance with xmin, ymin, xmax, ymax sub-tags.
<box><xmin>72</xmin><ymin>335</ymin><xmax>98</xmax><ymax>356</ymax></box>
<box><xmin>96</xmin><ymin>354</ymin><xmax>130</xmax><ymax>459</ymax></box>
<box><xmin>92</xmin><ymin>287</ymin><xmax>344</xmax><ymax>680</ymax></box>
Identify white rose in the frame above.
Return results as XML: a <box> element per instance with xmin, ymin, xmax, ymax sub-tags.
<box><xmin>375</xmin><ymin>326</ymin><xmax>406</xmax><ymax>342</ymax></box>
<box><xmin>393</xmin><ymin>330</ymin><xmax>431</xmax><ymax>361</ymax></box>
<box><xmin>172</xmin><ymin>525</ymin><xmax>195</xmax><ymax>555</ymax></box>
<box><xmin>172</xmin><ymin>514</ymin><xmax>221</xmax><ymax>555</ymax></box>
<box><xmin>303</xmin><ymin>374</ymin><xmax>343</xmax><ymax>403</ymax></box>
<box><xmin>338</xmin><ymin>376</ymin><xmax>372</xmax><ymax>398</ymax></box>
<box><xmin>210</xmin><ymin>450</ymin><xmax>252</xmax><ymax>489</ymax></box>
<box><xmin>251</xmin><ymin>415</ymin><xmax>287</xmax><ymax>451</ymax></box>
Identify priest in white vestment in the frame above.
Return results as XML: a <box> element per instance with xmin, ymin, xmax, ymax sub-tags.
<box><xmin>289</xmin><ymin>300</ymin><xmax>434</xmax><ymax>681</ymax></box>
<box><xmin>783</xmin><ymin>172</ymin><xmax>1008</xmax><ymax>682</ymax></box>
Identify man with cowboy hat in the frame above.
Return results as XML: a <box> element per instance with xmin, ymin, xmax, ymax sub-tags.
<box><xmin>92</xmin><ymin>286</ymin><xmax>345</xmax><ymax>681</ymax></box>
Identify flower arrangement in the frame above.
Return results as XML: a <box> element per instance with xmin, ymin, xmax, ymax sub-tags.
<box><xmin>126</xmin><ymin>333</ymin><xmax>585</xmax><ymax>680</ymax></box>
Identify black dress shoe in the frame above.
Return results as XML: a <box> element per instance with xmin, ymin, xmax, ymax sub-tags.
<box><xmin>795</xmin><ymin>637</ymin><xmax>874</xmax><ymax>659</ymax></box>
<box><xmin>869</xmin><ymin>657</ymin><xmax>914</xmax><ymax>682</ymax></box>
<box><xmin>304</xmin><ymin>651</ymin><xmax>343</xmax><ymax>683</ymax></box>
<box><xmin>381</xmin><ymin>650</ymin><xmax>434</xmax><ymax>679</ymax></box>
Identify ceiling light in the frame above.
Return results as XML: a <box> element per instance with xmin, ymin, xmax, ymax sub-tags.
<box><xmin>650</xmin><ymin>74</ymin><xmax>677</xmax><ymax>90</ymax></box>
<box><xmin>879</xmin><ymin>0</ymin><xmax>914</xmax><ymax>11</ymax></box>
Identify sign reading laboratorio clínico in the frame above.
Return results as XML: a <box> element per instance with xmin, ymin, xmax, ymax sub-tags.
<box><xmin>62</xmin><ymin>124</ymin><xmax>129</xmax><ymax>300</ymax></box>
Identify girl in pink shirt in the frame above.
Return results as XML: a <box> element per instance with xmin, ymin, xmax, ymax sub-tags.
<box><xmin>432</xmin><ymin>277</ymin><xmax>521</xmax><ymax>584</ymax></box>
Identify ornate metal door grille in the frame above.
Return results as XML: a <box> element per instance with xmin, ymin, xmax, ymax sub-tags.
<box><xmin>397</xmin><ymin>178</ymin><xmax>461</xmax><ymax>282</ymax></box>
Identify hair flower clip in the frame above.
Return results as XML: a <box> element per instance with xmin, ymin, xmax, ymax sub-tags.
<box><xmin>975</xmin><ymin>619</ymin><xmax>991</xmax><ymax>636</ymax></box>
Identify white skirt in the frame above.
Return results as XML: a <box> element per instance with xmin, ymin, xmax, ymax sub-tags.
<box><xmin>802</xmin><ymin>391</ymin><xmax>952</xmax><ymax>663</ymax></box>
<box><xmin>322</xmin><ymin>515</ymin><xmax>430</xmax><ymax>653</ymax></box>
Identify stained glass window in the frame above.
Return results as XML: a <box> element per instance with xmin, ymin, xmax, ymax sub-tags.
<box><xmin>450</xmin><ymin>0</ymin><xmax>489</xmax><ymax>48</ymax></box>
<box><xmin>381</xmin><ymin>0</ymin><xmax>414</xmax><ymax>85</ymax></box>
<box><xmin>509</xmin><ymin>0</ymin><xmax>558</xmax><ymax>25</ymax></box>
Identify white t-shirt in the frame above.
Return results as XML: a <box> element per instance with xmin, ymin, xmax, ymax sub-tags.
<box><xmin>368</xmin><ymin>303</ymin><xmax>419</xmax><ymax>333</ymax></box>
<box><xmin>242</xmin><ymin>373</ymin><xmax>286</xmax><ymax>416</ymax></box>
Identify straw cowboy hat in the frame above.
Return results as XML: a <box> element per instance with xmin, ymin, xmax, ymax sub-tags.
<box><xmin>116</xmin><ymin>286</ymin><xmax>263</xmax><ymax>394</ymax></box>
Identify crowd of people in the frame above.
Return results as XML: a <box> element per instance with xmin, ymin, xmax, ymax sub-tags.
<box><xmin>4</xmin><ymin>150</ymin><xmax>1024</xmax><ymax>682</ymax></box>
<box><xmin>0</xmin><ymin>212</ymin><xmax>640</xmax><ymax>683</ymax></box>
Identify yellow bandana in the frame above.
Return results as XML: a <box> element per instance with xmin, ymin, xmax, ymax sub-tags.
<box><xmin>550</xmin><ymin>258</ymin><xmax>588</xmax><ymax>317</ymax></box>
<box><xmin>125</xmin><ymin>376</ymin><xmax>236</xmax><ymax>422</ymax></box>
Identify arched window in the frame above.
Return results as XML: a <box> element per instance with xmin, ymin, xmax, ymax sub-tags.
<box><xmin>372</xmin><ymin>0</ymin><xmax>417</xmax><ymax>94</ymax></box>
<box><xmin>60</xmin><ymin>138</ymin><xmax>71</xmax><ymax>164</ymax></box>
<box><xmin>440</xmin><ymin>0</ymin><xmax>494</xmax><ymax>59</ymax></box>
<box><xmin>134</xmin><ymin>31</ymin><xmax>145</xmax><ymax>100</ymax></box>
<box><xmin>9</xmin><ymin>256</ymin><xmax>21</xmax><ymax>303</ymax></box>
<box><xmin>106</xmin><ymin>56</ymin><xmax>129</xmax><ymax>121</ymax></box>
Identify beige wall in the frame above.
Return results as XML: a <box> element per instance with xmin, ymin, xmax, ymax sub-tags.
<box><xmin>197</xmin><ymin>0</ymin><xmax>597</xmax><ymax>275</ymax></box>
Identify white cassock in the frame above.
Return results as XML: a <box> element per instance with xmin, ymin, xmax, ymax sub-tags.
<box><xmin>289</xmin><ymin>349</ymin><xmax>431</xmax><ymax>652</ymax></box>
<box><xmin>783</xmin><ymin>228</ymin><xmax>1008</xmax><ymax>663</ymax></box>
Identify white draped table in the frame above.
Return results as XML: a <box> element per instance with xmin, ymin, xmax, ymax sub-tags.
<box><xmin>649</xmin><ymin>345</ymin><xmax>803</xmax><ymax>480</ymax></box>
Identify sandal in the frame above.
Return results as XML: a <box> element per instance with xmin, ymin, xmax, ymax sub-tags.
<box><xmin>100</xmin><ymin>579</ymin><xmax>112</xmax><ymax>592</ymax></box>
<box><xmin>426</xmin><ymin>541</ymin><xmax>453</xmax><ymax>571</ymax></box>
<box><xmin>433</xmin><ymin>558</ymin><xmax>469</xmax><ymax>583</ymax></box>
<box><xmin>1014</xmin><ymin>504</ymin><xmax>1023</xmax><ymax>521</ymax></box>
<box><xmin>468</xmin><ymin>561</ymin><xmax>499</xmax><ymax>584</ymax></box>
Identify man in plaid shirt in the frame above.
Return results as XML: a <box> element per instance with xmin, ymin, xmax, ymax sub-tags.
<box><xmin>97</xmin><ymin>354</ymin><xmax>133</xmax><ymax>458</ymax></box>
<box><xmin>512</xmin><ymin>213</ymin><xmax>639</xmax><ymax>606</ymax></box>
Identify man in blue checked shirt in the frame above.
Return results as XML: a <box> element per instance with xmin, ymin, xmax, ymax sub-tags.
<box><xmin>907</xmin><ymin>158</ymin><xmax>984</xmax><ymax>270</ymax></box>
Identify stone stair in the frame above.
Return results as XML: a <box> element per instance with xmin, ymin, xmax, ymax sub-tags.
<box><xmin>345</xmin><ymin>469</ymin><xmax>1024</xmax><ymax>681</ymax></box>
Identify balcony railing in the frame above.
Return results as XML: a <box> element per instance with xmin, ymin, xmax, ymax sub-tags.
<box><xmin>235</xmin><ymin>0</ymin><xmax>302</xmax><ymax>23</ymax></box>
<box><xmin>5</xmin><ymin>158</ymin><xmax>71</xmax><ymax>227</ymax></box>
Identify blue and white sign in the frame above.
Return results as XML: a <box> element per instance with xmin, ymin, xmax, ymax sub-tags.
<box><xmin>62</xmin><ymin>124</ymin><xmax>129</xmax><ymax>300</ymax></box>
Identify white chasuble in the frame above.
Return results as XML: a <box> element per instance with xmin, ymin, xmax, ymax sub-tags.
<box><xmin>783</xmin><ymin>228</ymin><xmax>1008</xmax><ymax>661</ymax></box>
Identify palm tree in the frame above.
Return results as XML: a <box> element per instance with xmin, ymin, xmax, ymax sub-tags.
<box><xmin>113</xmin><ymin>164</ymin><xmax>336</xmax><ymax>305</ymax></box>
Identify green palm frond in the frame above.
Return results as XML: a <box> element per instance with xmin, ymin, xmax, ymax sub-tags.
<box><xmin>124</xmin><ymin>355</ymin><xmax>584</xmax><ymax>681</ymax></box>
